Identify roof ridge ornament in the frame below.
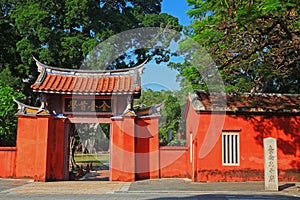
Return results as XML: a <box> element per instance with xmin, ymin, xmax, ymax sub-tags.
<box><xmin>14</xmin><ymin>98</ymin><xmax>50</xmax><ymax>116</ymax></box>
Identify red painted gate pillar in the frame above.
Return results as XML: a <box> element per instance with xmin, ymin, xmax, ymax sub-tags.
<box><xmin>15</xmin><ymin>115</ymin><xmax>69</xmax><ymax>181</ymax></box>
<box><xmin>111</xmin><ymin>115</ymin><xmax>136</xmax><ymax>181</ymax></box>
<box><xmin>135</xmin><ymin>116</ymin><xmax>159</xmax><ymax>180</ymax></box>
<box><xmin>15</xmin><ymin>116</ymin><xmax>52</xmax><ymax>181</ymax></box>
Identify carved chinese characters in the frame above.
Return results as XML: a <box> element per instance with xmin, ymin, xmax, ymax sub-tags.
<box><xmin>64</xmin><ymin>98</ymin><xmax>113</xmax><ymax>113</ymax></box>
<box><xmin>264</xmin><ymin>137</ymin><xmax>278</xmax><ymax>191</ymax></box>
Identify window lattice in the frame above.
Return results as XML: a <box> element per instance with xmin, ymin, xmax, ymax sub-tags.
<box><xmin>222</xmin><ymin>132</ymin><xmax>240</xmax><ymax>166</ymax></box>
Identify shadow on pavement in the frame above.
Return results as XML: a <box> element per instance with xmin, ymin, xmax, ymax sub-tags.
<box><xmin>81</xmin><ymin>168</ymin><xmax>110</xmax><ymax>181</ymax></box>
<box><xmin>279</xmin><ymin>183</ymin><xmax>296</xmax><ymax>191</ymax></box>
<box><xmin>148</xmin><ymin>194</ymin><xmax>300</xmax><ymax>200</ymax></box>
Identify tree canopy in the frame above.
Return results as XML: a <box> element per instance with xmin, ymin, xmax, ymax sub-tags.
<box><xmin>0</xmin><ymin>0</ymin><xmax>182</xmax><ymax>146</ymax></box>
<box><xmin>1</xmin><ymin>0</ymin><xmax>181</xmax><ymax>93</ymax></box>
<box><xmin>0</xmin><ymin>68</ymin><xmax>24</xmax><ymax>146</ymax></box>
<box><xmin>179</xmin><ymin>0</ymin><xmax>299</xmax><ymax>93</ymax></box>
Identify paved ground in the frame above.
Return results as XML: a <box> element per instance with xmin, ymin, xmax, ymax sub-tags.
<box><xmin>0</xmin><ymin>178</ymin><xmax>33</xmax><ymax>192</ymax></box>
<box><xmin>130</xmin><ymin>178</ymin><xmax>300</xmax><ymax>194</ymax></box>
<box><xmin>0</xmin><ymin>175</ymin><xmax>299</xmax><ymax>199</ymax></box>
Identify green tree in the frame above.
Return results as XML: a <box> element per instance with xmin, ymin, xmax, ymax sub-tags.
<box><xmin>3</xmin><ymin>0</ymin><xmax>181</xmax><ymax>81</ymax></box>
<box><xmin>0</xmin><ymin>0</ymin><xmax>181</xmax><ymax>99</ymax></box>
<box><xmin>134</xmin><ymin>89</ymin><xmax>172</xmax><ymax>108</ymax></box>
<box><xmin>134</xmin><ymin>89</ymin><xmax>183</xmax><ymax>145</ymax></box>
<box><xmin>178</xmin><ymin>0</ymin><xmax>299</xmax><ymax>93</ymax></box>
<box><xmin>0</xmin><ymin>0</ymin><xmax>181</xmax><ymax>145</ymax></box>
<box><xmin>0</xmin><ymin>69</ymin><xmax>24</xmax><ymax>146</ymax></box>
<box><xmin>0</xmin><ymin>86</ymin><xmax>24</xmax><ymax>146</ymax></box>
<box><xmin>159</xmin><ymin>95</ymin><xmax>181</xmax><ymax>145</ymax></box>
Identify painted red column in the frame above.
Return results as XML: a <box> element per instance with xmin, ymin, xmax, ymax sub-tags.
<box><xmin>111</xmin><ymin>116</ymin><xmax>136</xmax><ymax>181</ymax></box>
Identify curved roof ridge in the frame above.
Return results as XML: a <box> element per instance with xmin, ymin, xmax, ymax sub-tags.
<box><xmin>31</xmin><ymin>57</ymin><xmax>143</xmax><ymax>95</ymax></box>
<box><xmin>193</xmin><ymin>90</ymin><xmax>300</xmax><ymax>113</ymax></box>
<box><xmin>226</xmin><ymin>92</ymin><xmax>300</xmax><ymax>97</ymax></box>
<box><xmin>199</xmin><ymin>90</ymin><xmax>300</xmax><ymax>97</ymax></box>
<box><xmin>33</xmin><ymin>57</ymin><xmax>147</xmax><ymax>75</ymax></box>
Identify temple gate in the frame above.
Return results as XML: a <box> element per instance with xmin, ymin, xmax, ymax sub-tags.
<box><xmin>14</xmin><ymin>58</ymin><xmax>159</xmax><ymax>182</ymax></box>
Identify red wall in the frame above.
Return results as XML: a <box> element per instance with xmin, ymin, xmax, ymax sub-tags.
<box><xmin>159</xmin><ymin>146</ymin><xmax>188</xmax><ymax>178</ymax></box>
<box><xmin>0</xmin><ymin>147</ymin><xmax>16</xmax><ymax>178</ymax></box>
<box><xmin>7</xmin><ymin>98</ymin><xmax>299</xmax><ymax>183</ymax></box>
<box><xmin>185</xmin><ymin>100</ymin><xmax>200</xmax><ymax>181</ymax></box>
<box><xmin>186</xmin><ymin>109</ymin><xmax>300</xmax><ymax>182</ymax></box>
<box><xmin>135</xmin><ymin>117</ymin><xmax>159</xmax><ymax>180</ymax></box>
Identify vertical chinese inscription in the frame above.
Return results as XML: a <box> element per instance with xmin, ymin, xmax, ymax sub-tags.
<box><xmin>264</xmin><ymin>137</ymin><xmax>278</xmax><ymax>191</ymax></box>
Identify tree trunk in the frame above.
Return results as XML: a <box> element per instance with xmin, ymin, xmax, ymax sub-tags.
<box><xmin>69</xmin><ymin>135</ymin><xmax>77</xmax><ymax>171</ymax></box>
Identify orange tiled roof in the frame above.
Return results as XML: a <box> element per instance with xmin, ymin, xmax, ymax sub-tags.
<box><xmin>31</xmin><ymin>58</ymin><xmax>144</xmax><ymax>95</ymax></box>
<box><xmin>190</xmin><ymin>91</ymin><xmax>300</xmax><ymax>113</ymax></box>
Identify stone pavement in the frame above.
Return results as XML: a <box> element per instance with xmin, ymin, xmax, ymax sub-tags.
<box><xmin>0</xmin><ymin>178</ymin><xmax>33</xmax><ymax>193</ymax></box>
<box><xmin>4</xmin><ymin>181</ymin><xmax>128</xmax><ymax>194</ymax></box>
<box><xmin>0</xmin><ymin>177</ymin><xmax>299</xmax><ymax>198</ymax></box>
<box><xmin>129</xmin><ymin>178</ymin><xmax>300</xmax><ymax>196</ymax></box>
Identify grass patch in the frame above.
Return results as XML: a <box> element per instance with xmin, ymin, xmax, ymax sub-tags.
<box><xmin>74</xmin><ymin>154</ymin><xmax>109</xmax><ymax>164</ymax></box>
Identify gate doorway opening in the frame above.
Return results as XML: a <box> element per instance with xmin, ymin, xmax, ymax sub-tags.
<box><xmin>69</xmin><ymin>123</ymin><xmax>111</xmax><ymax>181</ymax></box>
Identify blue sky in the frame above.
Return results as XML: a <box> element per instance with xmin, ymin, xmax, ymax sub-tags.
<box><xmin>162</xmin><ymin>0</ymin><xmax>192</xmax><ymax>26</ymax></box>
<box><xmin>141</xmin><ymin>0</ymin><xmax>192</xmax><ymax>91</ymax></box>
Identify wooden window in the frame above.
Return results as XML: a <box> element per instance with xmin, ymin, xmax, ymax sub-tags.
<box><xmin>222</xmin><ymin>132</ymin><xmax>240</xmax><ymax>166</ymax></box>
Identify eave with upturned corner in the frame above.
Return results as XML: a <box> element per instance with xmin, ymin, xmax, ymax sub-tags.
<box><xmin>31</xmin><ymin>57</ymin><xmax>146</xmax><ymax>96</ymax></box>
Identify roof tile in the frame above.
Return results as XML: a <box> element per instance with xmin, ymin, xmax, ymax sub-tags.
<box><xmin>90</xmin><ymin>77</ymin><xmax>98</xmax><ymax>92</ymax></box>
<box><xmin>124</xmin><ymin>76</ymin><xmax>131</xmax><ymax>92</ymax></box>
<box><xmin>50</xmin><ymin>75</ymin><xmax>62</xmax><ymax>91</ymax></box>
<box><xmin>194</xmin><ymin>91</ymin><xmax>300</xmax><ymax>113</ymax></box>
<box><xmin>74</xmin><ymin>77</ymin><xmax>83</xmax><ymax>91</ymax></box>
<box><xmin>79</xmin><ymin>78</ymin><xmax>88</xmax><ymax>92</ymax></box>
<box><xmin>62</xmin><ymin>77</ymin><xmax>73</xmax><ymax>92</ymax></box>
<box><xmin>114</xmin><ymin>76</ymin><xmax>120</xmax><ymax>91</ymax></box>
<box><xmin>119</xmin><ymin>76</ymin><xmax>125</xmax><ymax>92</ymax></box>
<box><xmin>32</xmin><ymin>71</ymin><xmax>141</xmax><ymax>95</ymax></box>
<box><xmin>56</xmin><ymin>76</ymin><xmax>67</xmax><ymax>91</ymax></box>
<box><xmin>96</xmin><ymin>77</ymin><xmax>104</xmax><ymax>93</ymax></box>
<box><xmin>102</xmin><ymin>77</ymin><xmax>109</xmax><ymax>92</ymax></box>
<box><xmin>67</xmin><ymin>77</ymin><xmax>77</xmax><ymax>92</ymax></box>
<box><xmin>84</xmin><ymin>78</ymin><xmax>93</xmax><ymax>93</ymax></box>
<box><xmin>44</xmin><ymin>75</ymin><xmax>57</xmax><ymax>90</ymax></box>
<box><xmin>38</xmin><ymin>74</ymin><xmax>52</xmax><ymax>90</ymax></box>
<box><xmin>107</xmin><ymin>77</ymin><xmax>115</xmax><ymax>92</ymax></box>
<box><xmin>31</xmin><ymin>58</ymin><xmax>144</xmax><ymax>95</ymax></box>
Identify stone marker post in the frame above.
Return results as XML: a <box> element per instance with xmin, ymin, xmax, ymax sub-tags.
<box><xmin>264</xmin><ymin>137</ymin><xmax>278</xmax><ymax>191</ymax></box>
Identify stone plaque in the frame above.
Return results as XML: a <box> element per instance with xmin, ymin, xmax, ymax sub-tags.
<box><xmin>264</xmin><ymin>137</ymin><xmax>278</xmax><ymax>191</ymax></box>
